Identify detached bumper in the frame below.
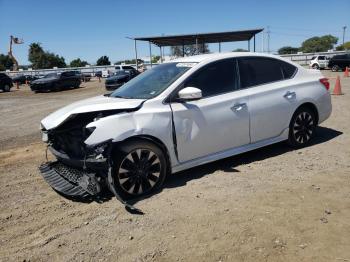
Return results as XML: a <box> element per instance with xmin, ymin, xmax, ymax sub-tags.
<box><xmin>39</xmin><ymin>161</ymin><xmax>101</xmax><ymax>198</ymax></box>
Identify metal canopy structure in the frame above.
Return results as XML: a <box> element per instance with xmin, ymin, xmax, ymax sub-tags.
<box><xmin>128</xmin><ymin>28</ymin><xmax>264</xmax><ymax>69</ymax></box>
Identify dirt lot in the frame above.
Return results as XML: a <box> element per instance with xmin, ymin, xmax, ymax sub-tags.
<box><xmin>0</xmin><ymin>73</ymin><xmax>349</xmax><ymax>262</ymax></box>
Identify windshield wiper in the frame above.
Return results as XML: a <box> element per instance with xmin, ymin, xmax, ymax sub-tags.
<box><xmin>111</xmin><ymin>95</ymin><xmax>134</xmax><ymax>99</ymax></box>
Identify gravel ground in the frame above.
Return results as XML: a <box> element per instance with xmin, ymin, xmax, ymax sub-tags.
<box><xmin>0</xmin><ymin>72</ymin><xmax>349</xmax><ymax>262</ymax></box>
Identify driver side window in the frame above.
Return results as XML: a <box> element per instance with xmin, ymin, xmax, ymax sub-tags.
<box><xmin>184</xmin><ymin>58</ymin><xmax>238</xmax><ymax>98</ymax></box>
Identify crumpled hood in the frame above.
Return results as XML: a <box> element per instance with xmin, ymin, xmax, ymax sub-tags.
<box><xmin>41</xmin><ymin>95</ymin><xmax>144</xmax><ymax>130</ymax></box>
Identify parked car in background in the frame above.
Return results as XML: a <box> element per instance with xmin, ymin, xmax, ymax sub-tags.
<box><xmin>94</xmin><ymin>71</ymin><xmax>102</xmax><ymax>78</ymax></box>
<box><xmin>39</xmin><ymin>53</ymin><xmax>332</xmax><ymax>201</ymax></box>
<box><xmin>72</xmin><ymin>71</ymin><xmax>91</xmax><ymax>82</ymax></box>
<box><xmin>12</xmin><ymin>74</ymin><xmax>39</xmax><ymax>85</ymax></box>
<box><xmin>30</xmin><ymin>71</ymin><xmax>81</xmax><ymax>92</ymax></box>
<box><xmin>12</xmin><ymin>74</ymin><xmax>26</xmax><ymax>84</ymax></box>
<box><xmin>105</xmin><ymin>69</ymin><xmax>139</xmax><ymax>90</ymax></box>
<box><xmin>81</xmin><ymin>73</ymin><xmax>91</xmax><ymax>82</ymax></box>
<box><xmin>309</xmin><ymin>55</ymin><xmax>329</xmax><ymax>69</ymax></box>
<box><xmin>328</xmin><ymin>53</ymin><xmax>350</xmax><ymax>71</ymax></box>
<box><xmin>0</xmin><ymin>73</ymin><xmax>13</xmax><ymax>92</ymax></box>
<box><xmin>102</xmin><ymin>65</ymin><xmax>139</xmax><ymax>78</ymax></box>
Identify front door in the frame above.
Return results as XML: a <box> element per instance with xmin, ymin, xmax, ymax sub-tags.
<box><xmin>171</xmin><ymin>58</ymin><xmax>250</xmax><ymax>163</ymax></box>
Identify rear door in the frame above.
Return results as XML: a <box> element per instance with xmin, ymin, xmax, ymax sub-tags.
<box><xmin>238</xmin><ymin>57</ymin><xmax>298</xmax><ymax>143</ymax></box>
<box><xmin>171</xmin><ymin>58</ymin><xmax>251</xmax><ymax>162</ymax></box>
<box><xmin>318</xmin><ymin>56</ymin><xmax>327</xmax><ymax>68</ymax></box>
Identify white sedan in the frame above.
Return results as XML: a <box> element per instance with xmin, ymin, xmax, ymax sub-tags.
<box><xmin>39</xmin><ymin>52</ymin><xmax>332</xmax><ymax>202</ymax></box>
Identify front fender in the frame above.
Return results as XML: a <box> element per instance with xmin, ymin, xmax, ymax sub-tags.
<box><xmin>84</xmin><ymin>106</ymin><xmax>178</xmax><ymax>166</ymax></box>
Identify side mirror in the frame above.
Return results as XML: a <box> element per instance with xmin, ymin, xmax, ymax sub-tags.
<box><xmin>177</xmin><ymin>87</ymin><xmax>202</xmax><ymax>101</ymax></box>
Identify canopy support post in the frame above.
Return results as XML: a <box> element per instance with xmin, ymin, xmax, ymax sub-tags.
<box><xmin>134</xmin><ymin>40</ymin><xmax>138</xmax><ymax>70</ymax></box>
<box><xmin>195</xmin><ymin>38</ymin><xmax>198</xmax><ymax>54</ymax></box>
<box><xmin>248</xmin><ymin>40</ymin><xmax>250</xmax><ymax>51</ymax></box>
<box><xmin>149</xmin><ymin>41</ymin><xmax>152</xmax><ymax>68</ymax></box>
<box><xmin>219</xmin><ymin>42</ymin><xmax>221</xmax><ymax>52</ymax></box>
<box><xmin>254</xmin><ymin>35</ymin><xmax>256</xmax><ymax>52</ymax></box>
<box><xmin>182</xmin><ymin>40</ymin><xmax>185</xmax><ymax>57</ymax></box>
<box><xmin>159</xmin><ymin>46</ymin><xmax>162</xmax><ymax>63</ymax></box>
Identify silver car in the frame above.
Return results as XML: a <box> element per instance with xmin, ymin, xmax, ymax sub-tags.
<box><xmin>39</xmin><ymin>52</ymin><xmax>332</xmax><ymax>202</ymax></box>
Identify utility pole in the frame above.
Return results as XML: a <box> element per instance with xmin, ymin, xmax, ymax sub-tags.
<box><xmin>266</xmin><ymin>26</ymin><xmax>271</xmax><ymax>54</ymax></box>
<box><xmin>342</xmin><ymin>26</ymin><xmax>347</xmax><ymax>45</ymax></box>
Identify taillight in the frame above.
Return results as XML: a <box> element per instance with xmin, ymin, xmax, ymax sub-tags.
<box><xmin>319</xmin><ymin>78</ymin><xmax>330</xmax><ymax>90</ymax></box>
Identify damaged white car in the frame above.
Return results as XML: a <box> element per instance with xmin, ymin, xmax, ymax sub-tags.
<box><xmin>39</xmin><ymin>53</ymin><xmax>332</xmax><ymax>204</ymax></box>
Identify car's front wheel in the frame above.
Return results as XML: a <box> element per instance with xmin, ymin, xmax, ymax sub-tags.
<box><xmin>288</xmin><ymin>107</ymin><xmax>317</xmax><ymax>148</ymax></box>
<box><xmin>3</xmin><ymin>84</ymin><xmax>11</xmax><ymax>92</ymax></box>
<box><xmin>111</xmin><ymin>139</ymin><xmax>168</xmax><ymax>199</ymax></box>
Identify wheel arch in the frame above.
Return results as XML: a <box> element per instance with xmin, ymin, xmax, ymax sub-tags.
<box><xmin>110</xmin><ymin>135</ymin><xmax>172</xmax><ymax>174</ymax></box>
<box><xmin>294</xmin><ymin>102</ymin><xmax>319</xmax><ymax>124</ymax></box>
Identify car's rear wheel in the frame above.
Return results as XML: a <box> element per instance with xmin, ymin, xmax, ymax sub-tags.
<box><xmin>288</xmin><ymin>107</ymin><xmax>316</xmax><ymax>148</ymax></box>
<box><xmin>3</xmin><ymin>84</ymin><xmax>11</xmax><ymax>92</ymax></box>
<box><xmin>312</xmin><ymin>64</ymin><xmax>319</xmax><ymax>70</ymax></box>
<box><xmin>111</xmin><ymin>139</ymin><xmax>167</xmax><ymax>199</ymax></box>
<box><xmin>331</xmin><ymin>65</ymin><xmax>339</xmax><ymax>72</ymax></box>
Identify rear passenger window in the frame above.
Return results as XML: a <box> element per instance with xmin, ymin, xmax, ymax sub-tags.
<box><xmin>238</xmin><ymin>57</ymin><xmax>296</xmax><ymax>88</ymax></box>
<box><xmin>184</xmin><ymin>59</ymin><xmax>237</xmax><ymax>97</ymax></box>
<box><xmin>280</xmin><ymin>60</ymin><xmax>297</xmax><ymax>79</ymax></box>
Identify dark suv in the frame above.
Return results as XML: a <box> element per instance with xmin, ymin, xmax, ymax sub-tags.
<box><xmin>0</xmin><ymin>73</ymin><xmax>13</xmax><ymax>92</ymax></box>
<box><xmin>328</xmin><ymin>54</ymin><xmax>350</xmax><ymax>72</ymax></box>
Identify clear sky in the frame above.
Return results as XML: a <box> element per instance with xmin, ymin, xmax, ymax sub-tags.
<box><xmin>0</xmin><ymin>0</ymin><xmax>349</xmax><ymax>65</ymax></box>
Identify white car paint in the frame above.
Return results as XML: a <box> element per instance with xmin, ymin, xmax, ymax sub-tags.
<box><xmin>41</xmin><ymin>52</ymin><xmax>332</xmax><ymax>173</ymax></box>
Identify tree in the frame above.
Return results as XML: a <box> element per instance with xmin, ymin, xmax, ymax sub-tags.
<box><xmin>28</xmin><ymin>42</ymin><xmax>66</xmax><ymax>69</ymax></box>
<box><xmin>0</xmin><ymin>54</ymin><xmax>14</xmax><ymax>71</ymax></box>
<box><xmin>278</xmin><ymin>46</ymin><xmax>299</xmax><ymax>55</ymax></box>
<box><xmin>232</xmin><ymin>48</ymin><xmax>248</xmax><ymax>52</ymax></box>
<box><xmin>336</xmin><ymin>41</ymin><xmax>350</xmax><ymax>51</ymax></box>
<box><xmin>300</xmin><ymin>35</ymin><xmax>338</xmax><ymax>53</ymax></box>
<box><xmin>170</xmin><ymin>43</ymin><xmax>210</xmax><ymax>56</ymax></box>
<box><xmin>96</xmin><ymin>56</ymin><xmax>111</xmax><ymax>66</ymax></box>
<box><xmin>151</xmin><ymin>56</ymin><xmax>161</xmax><ymax>63</ymax></box>
<box><xmin>70</xmin><ymin>58</ymin><xmax>89</xmax><ymax>67</ymax></box>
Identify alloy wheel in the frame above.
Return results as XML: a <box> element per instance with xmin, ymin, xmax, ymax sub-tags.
<box><xmin>292</xmin><ymin>112</ymin><xmax>314</xmax><ymax>144</ymax></box>
<box><xmin>117</xmin><ymin>149</ymin><xmax>161</xmax><ymax>195</ymax></box>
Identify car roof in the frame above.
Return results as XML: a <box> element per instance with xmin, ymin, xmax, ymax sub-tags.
<box><xmin>168</xmin><ymin>52</ymin><xmax>291</xmax><ymax>64</ymax></box>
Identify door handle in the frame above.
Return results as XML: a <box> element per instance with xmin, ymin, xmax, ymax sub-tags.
<box><xmin>231</xmin><ymin>103</ymin><xmax>247</xmax><ymax>112</ymax></box>
<box><xmin>284</xmin><ymin>91</ymin><xmax>296</xmax><ymax>100</ymax></box>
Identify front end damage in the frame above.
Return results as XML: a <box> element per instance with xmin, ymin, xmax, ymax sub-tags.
<box><xmin>38</xmin><ymin>103</ymin><xmax>141</xmax><ymax>200</ymax></box>
<box><xmin>39</xmin><ymin>111</ymin><xmax>116</xmax><ymax>198</ymax></box>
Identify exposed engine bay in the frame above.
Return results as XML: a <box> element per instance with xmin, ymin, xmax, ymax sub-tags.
<box><xmin>40</xmin><ymin>105</ymin><xmax>145</xmax><ymax>212</ymax></box>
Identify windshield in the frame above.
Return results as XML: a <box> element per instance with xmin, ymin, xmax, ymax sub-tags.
<box><xmin>110</xmin><ymin>62</ymin><xmax>195</xmax><ymax>99</ymax></box>
<box><xmin>44</xmin><ymin>73</ymin><xmax>58</xmax><ymax>78</ymax></box>
<box><xmin>113</xmin><ymin>70</ymin><xmax>127</xmax><ymax>76</ymax></box>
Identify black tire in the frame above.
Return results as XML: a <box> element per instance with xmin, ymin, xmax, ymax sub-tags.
<box><xmin>312</xmin><ymin>64</ymin><xmax>319</xmax><ymax>70</ymax></box>
<box><xmin>331</xmin><ymin>65</ymin><xmax>339</xmax><ymax>72</ymax></box>
<box><xmin>111</xmin><ymin>139</ymin><xmax>168</xmax><ymax>199</ymax></box>
<box><xmin>52</xmin><ymin>83</ymin><xmax>61</xmax><ymax>92</ymax></box>
<box><xmin>74</xmin><ymin>81</ymin><xmax>81</xmax><ymax>89</ymax></box>
<box><xmin>288</xmin><ymin>107</ymin><xmax>317</xmax><ymax>148</ymax></box>
<box><xmin>3</xmin><ymin>84</ymin><xmax>11</xmax><ymax>92</ymax></box>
